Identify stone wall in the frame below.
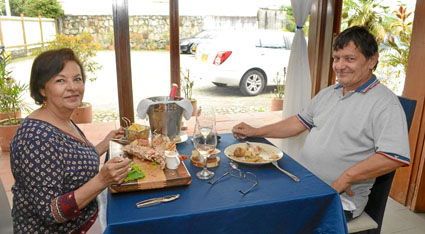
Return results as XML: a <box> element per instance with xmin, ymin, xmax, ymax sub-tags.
<box><xmin>60</xmin><ymin>15</ymin><xmax>204</xmax><ymax>50</ymax></box>
<box><xmin>59</xmin><ymin>15</ymin><xmax>260</xmax><ymax>50</ymax></box>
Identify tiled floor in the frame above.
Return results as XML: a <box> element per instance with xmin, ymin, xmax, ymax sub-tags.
<box><xmin>1</xmin><ymin>111</ymin><xmax>425</xmax><ymax>233</ymax></box>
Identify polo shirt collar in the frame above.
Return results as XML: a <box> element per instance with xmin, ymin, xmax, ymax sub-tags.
<box><xmin>335</xmin><ymin>75</ymin><xmax>380</xmax><ymax>93</ymax></box>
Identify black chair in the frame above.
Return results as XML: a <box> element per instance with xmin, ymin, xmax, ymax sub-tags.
<box><xmin>347</xmin><ymin>96</ymin><xmax>416</xmax><ymax>234</ymax></box>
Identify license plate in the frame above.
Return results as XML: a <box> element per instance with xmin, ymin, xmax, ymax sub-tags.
<box><xmin>201</xmin><ymin>54</ymin><xmax>208</xmax><ymax>62</ymax></box>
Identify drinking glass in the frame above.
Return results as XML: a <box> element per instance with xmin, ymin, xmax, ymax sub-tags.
<box><xmin>192</xmin><ymin>108</ymin><xmax>217</xmax><ymax>180</ymax></box>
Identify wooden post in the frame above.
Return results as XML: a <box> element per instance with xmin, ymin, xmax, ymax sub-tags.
<box><xmin>20</xmin><ymin>14</ymin><xmax>27</xmax><ymax>53</ymax></box>
<box><xmin>38</xmin><ymin>15</ymin><xmax>45</xmax><ymax>48</ymax></box>
<box><xmin>169</xmin><ymin>0</ymin><xmax>181</xmax><ymax>96</ymax></box>
<box><xmin>390</xmin><ymin>0</ymin><xmax>425</xmax><ymax>212</ymax></box>
<box><xmin>112</xmin><ymin>0</ymin><xmax>134</xmax><ymax>126</ymax></box>
<box><xmin>0</xmin><ymin>18</ymin><xmax>4</xmax><ymax>46</ymax></box>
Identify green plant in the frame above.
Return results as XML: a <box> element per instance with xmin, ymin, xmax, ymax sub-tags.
<box><xmin>272</xmin><ymin>67</ymin><xmax>286</xmax><ymax>99</ymax></box>
<box><xmin>342</xmin><ymin>0</ymin><xmax>393</xmax><ymax>43</ymax></box>
<box><xmin>180</xmin><ymin>68</ymin><xmax>194</xmax><ymax>100</ymax></box>
<box><xmin>35</xmin><ymin>33</ymin><xmax>102</xmax><ymax>82</ymax></box>
<box><xmin>23</xmin><ymin>0</ymin><xmax>63</xmax><ymax>18</ymax></box>
<box><xmin>378</xmin><ymin>5</ymin><xmax>413</xmax><ymax>93</ymax></box>
<box><xmin>0</xmin><ymin>47</ymin><xmax>31</xmax><ymax>125</ymax></box>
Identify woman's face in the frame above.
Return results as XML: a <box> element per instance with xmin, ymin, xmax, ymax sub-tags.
<box><xmin>40</xmin><ymin>61</ymin><xmax>85</xmax><ymax>112</ymax></box>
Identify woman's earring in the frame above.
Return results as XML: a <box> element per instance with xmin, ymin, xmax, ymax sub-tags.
<box><xmin>42</xmin><ymin>100</ymin><xmax>47</xmax><ymax>108</ymax></box>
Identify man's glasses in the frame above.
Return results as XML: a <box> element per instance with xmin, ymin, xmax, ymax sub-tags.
<box><xmin>208</xmin><ymin>167</ymin><xmax>259</xmax><ymax>195</ymax></box>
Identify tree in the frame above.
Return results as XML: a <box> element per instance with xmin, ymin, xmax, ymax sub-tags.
<box><xmin>9</xmin><ymin>0</ymin><xmax>26</xmax><ymax>16</ymax></box>
<box><xmin>378</xmin><ymin>5</ymin><xmax>413</xmax><ymax>92</ymax></box>
<box><xmin>23</xmin><ymin>0</ymin><xmax>63</xmax><ymax>18</ymax></box>
<box><xmin>8</xmin><ymin>0</ymin><xmax>63</xmax><ymax>18</ymax></box>
<box><xmin>342</xmin><ymin>0</ymin><xmax>393</xmax><ymax>43</ymax></box>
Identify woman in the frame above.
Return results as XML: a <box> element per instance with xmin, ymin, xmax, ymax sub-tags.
<box><xmin>10</xmin><ymin>48</ymin><xmax>130</xmax><ymax>233</ymax></box>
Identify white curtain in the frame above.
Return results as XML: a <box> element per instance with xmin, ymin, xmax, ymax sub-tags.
<box><xmin>279</xmin><ymin>0</ymin><xmax>313</xmax><ymax>158</ymax></box>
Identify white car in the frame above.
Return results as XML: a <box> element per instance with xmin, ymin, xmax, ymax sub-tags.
<box><xmin>193</xmin><ymin>30</ymin><xmax>294</xmax><ymax>96</ymax></box>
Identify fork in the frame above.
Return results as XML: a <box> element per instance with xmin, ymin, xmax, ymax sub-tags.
<box><xmin>271</xmin><ymin>161</ymin><xmax>300</xmax><ymax>182</ymax></box>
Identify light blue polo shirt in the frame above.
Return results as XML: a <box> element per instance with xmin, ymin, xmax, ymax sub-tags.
<box><xmin>296</xmin><ymin>75</ymin><xmax>410</xmax><ymax>218</ymax></box>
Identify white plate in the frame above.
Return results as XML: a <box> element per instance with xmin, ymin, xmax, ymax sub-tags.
<box><xmin>224</xmin><ymin>142</ymin><xmax>283</xmax><ymax>165</ymax></box>
<box><xmin>173</xmin><ymin>131</ymin><xmax>188</xmax><ymax>144</ymax></box>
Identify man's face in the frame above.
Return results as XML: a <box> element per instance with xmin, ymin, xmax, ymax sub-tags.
<box><xmin>332</xmin><ymin>41</ymin><xmax>378</xmax><ymax>92</ymax></box>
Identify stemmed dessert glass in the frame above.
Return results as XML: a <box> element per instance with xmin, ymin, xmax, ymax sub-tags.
<box><xmin>192</xmin><ymin>106</ymin><xmax>217</xmax><ymax>180</ymax></box>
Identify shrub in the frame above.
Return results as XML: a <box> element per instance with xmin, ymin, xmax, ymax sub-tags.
<box><xmin>35</xmin><ymin>33</ymin><xmax>102</xmax><ymax>82</ymax></box>
<box><xmin>0</xmin><ymin>47</ymin><xmax>31</xmax><ymax>124</ymax></box>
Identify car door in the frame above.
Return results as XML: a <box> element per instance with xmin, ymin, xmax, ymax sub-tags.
<box><xmin>255</xmin><ymin>31</ymin><xmax>291</xmax><ymax>85</ymax></box>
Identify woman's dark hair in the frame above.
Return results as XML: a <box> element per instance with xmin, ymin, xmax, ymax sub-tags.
<box><xmin>333</xmin><ymin>26</ymin><xmax>379</xmax><ymax>69</ymax></box>
<box><xmin>30</xmin><ymin>48</ymin><xmax>86</xmax><ymax>105</ymax></box>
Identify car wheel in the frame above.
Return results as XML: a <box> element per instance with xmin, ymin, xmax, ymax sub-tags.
<box><xmin>239</xmin><ymin>70</ymin><xmax>266</xmax><ymax>96</ymax></box>
<box><xmin>212</xmin><ymin>82</ymin><xmax>227</xmax><ymax>87</ymax></box>
<box><xmin>189</xmin><ymin>44</ymin><xmax>195</xmax><ymax>54</ymax></box>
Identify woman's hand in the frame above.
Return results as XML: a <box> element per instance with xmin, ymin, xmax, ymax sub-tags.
<box><xmin>105</xmin><ymin>127</ymin><xmax>125</xmax><ymax>141</ymax></box>
<box><xmin>96</xmin><ymin>127</ymin><xmax>125</xmax><ymax>155</ymax></box>
<box><xmin>97</xmin><ymin>157</ymin><xmax>131</xmax><ymax>187</ymax></box>
<box><xmin>75</xmin><ymin>156</ymin><xmax>130</xmax><ymax>209</ymax></box>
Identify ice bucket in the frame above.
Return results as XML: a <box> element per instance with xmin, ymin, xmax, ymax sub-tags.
<box><xmin>146</xmin><ymin>96</ymin><xmax>183</xmax><ymax>140</ymax></box>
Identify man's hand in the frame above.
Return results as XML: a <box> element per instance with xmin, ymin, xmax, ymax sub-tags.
<box><xmin>232</xmin><ymin>122</ymin><xmax>257</xmax><ymax>139</ymax></box>
<box><xmin>331</xmin><ymin>174</ymin><xmax>355</xmax><ymax>196</ymax></box>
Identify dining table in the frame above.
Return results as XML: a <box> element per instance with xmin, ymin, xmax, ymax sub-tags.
<box><xmin>104</xmin><ymin>133</ymin><xmax>348</xmax><ymax>234</ymax></box>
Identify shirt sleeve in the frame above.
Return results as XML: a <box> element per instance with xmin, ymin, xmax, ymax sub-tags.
<box><xmin>372</xmin><ymin>96</ymin><xmax>410</xmax><ymax>165</ymax></box>
<box><xmin>12</xmin><ymin>135</ymin><xmax>83</xmax><ymax>224</ymax></box>
<box><xmin>297</xmin><ymin>88</ymin><xmax>326</xmax><ymax>130</ymax></box>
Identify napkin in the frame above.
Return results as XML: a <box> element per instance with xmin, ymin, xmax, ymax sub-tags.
<box><xmin>340</xmin><ymin>193</ymin><xmax>356</xmax><ymax>211</ymax></box>
<box><xmin>137</xmin><ymin>98</ymin><xmax>193</xmax><ymax>120</ymax></box>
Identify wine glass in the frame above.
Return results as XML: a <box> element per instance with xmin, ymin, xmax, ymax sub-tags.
<box><xmin>192</xmin><ymin>108</ymin><xmax>217</xmax><ymax>180</ymax></box>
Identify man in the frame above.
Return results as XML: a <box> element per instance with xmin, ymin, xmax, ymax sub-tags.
<box><xmin>232</xmin><ymin>26</ymin><xmax>410</xmax><ymax>221</ymax></box>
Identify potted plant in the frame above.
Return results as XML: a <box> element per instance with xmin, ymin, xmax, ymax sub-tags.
<box><xmin>0</xmin><ymin>47</ymin><xmax>31</xmax><ymax>151</ymax></box>
<box><xmin>181</xmin><ymin>68</ymin><xmax>197</xmax><ymax>116</ymax></box>
<box><xmin>34</xmin><ymin>33</ymin><xmax>102</xmax><ymax>124</ymax></box>
<box><xmin>270</xmin><ymin>68</ymin><xmax>286</xmax><ymax>111</ymax></box>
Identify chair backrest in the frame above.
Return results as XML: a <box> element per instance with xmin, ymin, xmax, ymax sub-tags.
<box><xmin>362</xmin><ymin>96</ymin><xmax>416</xmax><ymax>234</ymax></box>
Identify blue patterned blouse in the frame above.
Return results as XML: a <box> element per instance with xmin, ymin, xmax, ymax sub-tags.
<box><xmin>10</xmin><ymin>118</ymin><xmax>100</xmax><ymax>233</ymax></box>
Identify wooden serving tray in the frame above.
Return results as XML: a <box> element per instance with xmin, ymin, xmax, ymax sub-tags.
<box><xmin>109</xmin><ymin>141</ymin><xmax>192</xmax><ymax>193</ymax></box>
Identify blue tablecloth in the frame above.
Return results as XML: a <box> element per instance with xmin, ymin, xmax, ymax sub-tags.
<box><xmin>105</xmin><ymin>133</ymin><xmax>347</xmax><ymax>234</ymax></box>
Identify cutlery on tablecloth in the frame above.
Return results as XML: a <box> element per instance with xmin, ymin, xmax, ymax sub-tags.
<box><xmin>136</xmin><ymin>194</ymin><xmax>180</xmax><ymax>208</ymax></box>
<box><xmin>271</xmin><ymin>161</ymin><xmax>300</xmax><ymax>182</ymax></box>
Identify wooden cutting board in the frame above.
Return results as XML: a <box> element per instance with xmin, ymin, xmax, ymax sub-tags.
<box><xmin>109</xmin><ymin>141</ymin><xmax>192</xmax><ymax>193</ymax></box>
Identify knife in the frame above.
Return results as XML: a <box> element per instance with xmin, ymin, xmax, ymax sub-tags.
<box><xmin>136</xmin><ymin>194</ymin><xmax>180</xmax><ymax>208</ymax></box>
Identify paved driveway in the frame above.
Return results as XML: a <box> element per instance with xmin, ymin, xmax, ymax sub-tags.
<box><xmin>10</xmin><ymin>51</ymin><xmax>276</xmax><ymax>117</ymax></box>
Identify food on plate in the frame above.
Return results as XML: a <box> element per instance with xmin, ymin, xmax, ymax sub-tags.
<box><xmin>179</xmin><ymin>155</ymin><xmax>188</xmax><ymax>161</ymax></box>
<box><xmin>172</xmin><ymin>135</ymin><xmax>182</xmax><ymax>143</ymax></box>
<box><xmin>122</xmin><ymin>134</ymin><xmax>177</xmax><ymax>169</ymax></box>
<box><xmin>231</xmin><ymin>145</ymin><xmax>270</xmax><ymax>163</ymax></box>
<box><xmin>191</xmin><ymin>149</ymin><xmax>220</xmax><ymax>160</ymax></box>
<box><xmin>269</xmin><ymin>155</ymin><xmax>280</xmax><ymax>160</ymax></box>
<box><xmin>124</xmin><ymin>162</ymin><xmax>145</xmax><ymax>182</ymax></box>
<box><xmin>191</xmin><ymin>150</ymin><xmax>201</xmax><ymax>160</ymax></box>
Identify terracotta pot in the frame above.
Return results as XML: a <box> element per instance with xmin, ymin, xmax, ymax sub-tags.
<box><xmin>190</xmin><ymin>99</ymin><xmax>197</xmax><ymax>116</ymax></box>
<box><xmin>0</xmin><ymin>111</ymin><xmax>21</xmax><ymax>120</ymax></box>
<box><xmin>71</xmin><ymin>103</ymin><xmax>93</xmax><ymax>124</ymax></box>
<box><xmin>0</xmin><ymin>119</ymin><xmax>21</xmax><ymax>152</ymax></box>
<box><xmin>271</xmin><ymin>98</ymin><xmax>284</xmax><ymax>111</ymax></box>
